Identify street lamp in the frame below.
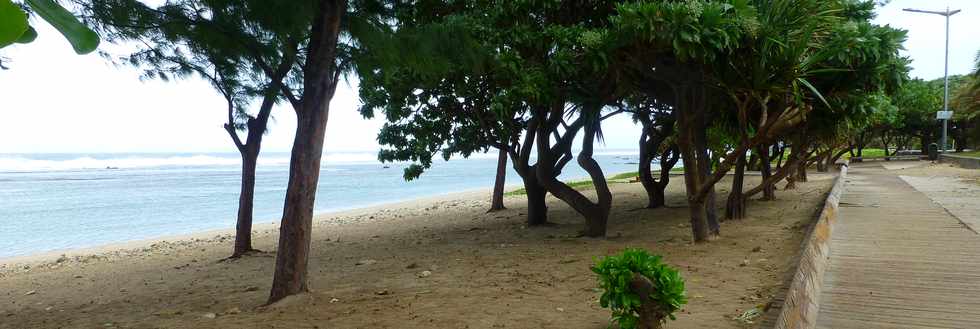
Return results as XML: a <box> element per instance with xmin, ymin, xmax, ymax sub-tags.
<box><xmin>903</xmin><ymin>7</ymin><xmax>960</xmax><ymax>153</ymax></box>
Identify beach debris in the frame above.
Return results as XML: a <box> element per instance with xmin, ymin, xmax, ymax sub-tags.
<box><xmin>73</xmin><ymin>275</ymin><xmax>83</xmax><ymax>279</ymax></box>
<box><xmin>24</xmin><ymin>290</ymin><xmax>36</xmax><ymax>296</ymax></box>
<box><xmin>752</xmin><ymin>246</ymin><xmax>763</xmax><ymax>252</ymax></box>
<box><xmin>375</xmin><ymin>289</ymin><xmax>391</xmax><ymax>296</ymax></box>
<box><xmin>355</xmin><ymin>259</ymin><xmax>378</xmax><ymax>266</ymax></box>
<box><xmin>243</xmin><ymin>286</ymin><xmax>259</xmax><ymax>292</ymax></box>
<box><xmin>417</xmin><ymin>270</ymin><xmax>432</xmax><ymax>278</ymax></box>
<box><xmin>555</xmin><ymin>307</ymin><xmax>565</xmax><ymax>312</ymax></box>
<box><xmin>202</xmin><ymin>312</ymin><xmax>217</xmax><ymax>319</ymax></box>
<box><xmin>223</xmin><ymin>307</ymin><xmax>241</xmax><ymax>315</ymax></box>
<box><xmin>329</xmin><ymin>298</ymin><xmax>340</xmax><ymax>303</ymax></box>
<box><xmin>44</xmin><ymin>306</ymin><xmax>53</xmax><ymax>311</ymax></box>
<box><xmin>733</xmin><ymin>307</ymin><xmax>761</xmax><ymax>324</ymax></box>
<box><xmin>405</xmin><ymin>263</ymin><xmax>419</xmax><ymax>269</ymax></box>
<box><xmin>739</xmin><ymin>259</ymin><xmax>750</xmax><ymax>267</ymax></box>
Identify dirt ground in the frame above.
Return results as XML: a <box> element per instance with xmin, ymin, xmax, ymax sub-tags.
<box><xmin>0</xmin><ymin>172</ymin><xmax>835</xmax><ymax>329</ymax></box>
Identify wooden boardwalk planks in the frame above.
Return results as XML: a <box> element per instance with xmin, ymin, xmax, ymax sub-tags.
<box><xmin>815</xmin><ymin>164</ymin><xmax>980</xmax><ymax>329</ymax></box>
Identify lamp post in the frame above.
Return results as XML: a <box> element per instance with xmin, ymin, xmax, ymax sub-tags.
<box><xmin>903</xmin><ymin>6</ymin><xmax>960</xmax><ymax>153</ymax></box>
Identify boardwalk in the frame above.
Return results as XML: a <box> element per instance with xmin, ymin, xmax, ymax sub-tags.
<box><xmin>816</xmin><ymin>163</ymin><xmax>980</xmax><ymax>328</ymax></box>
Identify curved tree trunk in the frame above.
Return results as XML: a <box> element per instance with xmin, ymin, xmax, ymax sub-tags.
<box><xmin>268</xmin><ymin>0</ymin><xmax>345</xmax><ymax>304</ymax></box>
<box><xmin>535</xmin><ymin>112</ymin><xmax>611</xmax><ymax>237</ymax></box>
<box><xmin>488</xmin><ymin>148</ymin><xmax>507</xmax><ymax>212</ymax></box>
<box><xmin>638</xmin><ymin>137</ymin><xmax>662</xmax><ymax>208</ymax></box>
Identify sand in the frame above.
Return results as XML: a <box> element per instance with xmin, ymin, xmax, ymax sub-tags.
<box><xmin>0</xmin><ymin>172</ymin><xmax>836</xmax><ymax>329</ymax></box>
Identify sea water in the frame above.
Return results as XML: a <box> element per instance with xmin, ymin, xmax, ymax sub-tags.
<box><xmin>0</xmin><ymin>151</ymin><xmax>649</xmax><ymax>259</ymax></box>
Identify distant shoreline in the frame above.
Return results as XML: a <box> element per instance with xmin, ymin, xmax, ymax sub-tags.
<box><xmin>0</xmin><ymin>185</ymin><xmax>500</xmax><ymax>267</ymax></box>
<box><xmin>0</xmin><ymin>166</ymin><xmax>646</xmax><ymax>265</ymax></box>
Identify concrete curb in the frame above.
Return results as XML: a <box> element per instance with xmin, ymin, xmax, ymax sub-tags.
<box><xmin>772</xmin><ymin>161</ymin><xmax>849</xmax><ymax>329</ymax></box>
<box><xmin>939</xmin><ymin>154</ymin><xmax>980</xmax><ymax>169</ymax></box>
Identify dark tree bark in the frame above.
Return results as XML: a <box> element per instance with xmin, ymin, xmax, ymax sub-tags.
<box><xmin>535</xmin><ymin>106</ymin><xmax>612</xmax><ymax>237</ymax></box>
<box><xmin>758</xmin><ymin>144</ymin><xmax>775</xmax><ymax>200</ymax></box>
<box><xmin>507</xmin><ymin>117</ymin><xmax>550</xmax><ymax>226</ymax></box>
<box><xmin>521</xmin><ymin>168</ymin><xmax>549</xmax><ymax>226</ymax></box>
<box><xmin>815</xmin><ymin>148</ymin><xmax>830</xmax><ymax>172</ymax></box>
<box><xmin>725</xmin><ymin>152</ymin><xmax>747</xmax><ymax>220</ymax></box>
<box><xmin>879</xmin><ymin>131</ymin><xmax>896</xmax><ymax>156</ymax></box>
<box><xmin>774</xmin><ymin>142</ymin><xmax>786</xmax><ymax>169</ymax></box>
<box><xmin>699</xmin><ymin>144</ymin><xmax>719</xmax><ymax>235</ymax></box>
<box><xmin>488</xmin><ymin>148</ymin><xmax>507</xmax><ymax>212</ymax></box>
<box><xmin>630</xmin><ymin>273</ymin><xmax>668</xmax><ymax>329</ymax></box>
<box><xmin>636</xmin><ymin>110</ymin><xmax>677</xmax><ymax>209</ymax></box>
<box><xmin>268</xmin><ymin>0</ymin><xmax>345</xmax><ymax>304</ymax></box>
<box><xmin>232</xmin><ymin>142</ymin><xmax>260</xmax><ymax>257</ymax></box>
<box><xmin>641</xmin><ymin>145</ymin><xmax>679</xmax><ymax>209</ymax></box>
<box><xmin>855</xmin><ymin>131</ymin><xmax>868</xmax><ymax>157</ymax></box>
<box><xmin>674</xmin><ymin>84</ymin><xmax>712</xmax><ymax>242</ymax></box>
<box><xmin>224</xmin><ymin>57</ymin><xmax>293</xmax><ymax>259</ymax></box>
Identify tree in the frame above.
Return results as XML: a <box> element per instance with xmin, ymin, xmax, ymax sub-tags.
<box><xmin>356</xmin><ymin>3</ymin><xmax>554</xmax><ymax>225</ymax></box>
<box><xmin>82</xmin><ymin>0</ymin><xmax>299</xmax><ymax>259</ymax></box>
<box><xmin>628</xmin><ymin>94</ymin><xmax>679</xmax><ymax>209</ymax></box>
<box><xmin>364</xmin><ymin>1</ymin><xmax>629</xmax><ymax>237</ymax></box>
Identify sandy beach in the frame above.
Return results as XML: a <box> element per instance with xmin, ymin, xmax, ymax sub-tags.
<box><xmin>1</xmin><ymin>173</ymin><xmax>836</xmax><ymax>328</ymax></box>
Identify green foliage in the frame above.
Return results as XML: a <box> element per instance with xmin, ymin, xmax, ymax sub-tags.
<box><xmin>27</xmin><ymin>0</ymin><xmax>98</xmax><ymax>53</ymax></box>
<box><xmin>0</xmin><ymin>0</ymin><xmax>98</xmax><ymax>54</ymax></box>
<box><xmin>0</xmin><ymin>0</ymin><xmax>28</xmax><ymax>48</ymax></box>
<box><xmin>593</xmin><ymin>248</ymin><xmax>687</xmax><ymax>329</ymax></box>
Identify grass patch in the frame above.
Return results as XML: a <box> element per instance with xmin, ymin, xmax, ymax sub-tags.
<box><xmin>505</xmin><ymin>168</ymin><xmax>684</xmax><ymax>196</ymax></box>
<box><xmin>846</xmin><ymin>148</ymin><xmax>887</xmax><ymax>159</ymax></box>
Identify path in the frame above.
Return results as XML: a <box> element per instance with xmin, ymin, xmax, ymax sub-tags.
<box><xmin>815</xmin><ymin>162</ymin><xmax>980</xmax><ymax>328</ymax></box>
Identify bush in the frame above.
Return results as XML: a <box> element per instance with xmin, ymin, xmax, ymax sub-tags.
<box><xmin>592</xmin><ymin>248</ymin><xmax>687</xmax><ymax>329</ymax></box>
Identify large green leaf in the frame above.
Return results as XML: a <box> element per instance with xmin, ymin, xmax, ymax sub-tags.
<box><xmin>16</xmin><ymin>26</ymin><xmax>37</xmax><ymax>43</ymax></box>
<box><xmin>25</xmin><ymin>0</ymin><xmax>99</xmax><ymax>54</ymax></box>
<box><xmin>0</xmin><ymin>0</ymin><xmax>29</xmax><ymax>48</ymax></box>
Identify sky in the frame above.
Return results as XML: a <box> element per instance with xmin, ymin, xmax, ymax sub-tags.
<box><xmin>0</xmin><ymin>0</ymin><xmax>978</xmax><ymax>154</ymax></box>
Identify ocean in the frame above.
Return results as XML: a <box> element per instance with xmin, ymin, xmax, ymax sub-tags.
<box><xmin>0</xmin><ymin>150</ymin><xmax>648</xmax><ymax>259</ymax></box>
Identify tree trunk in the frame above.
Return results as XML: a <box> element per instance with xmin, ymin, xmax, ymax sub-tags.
<box><xmin>488</xmin><ymin>148</ymin><xmax>507</xmax><ymax>212</ymax></box>
<box><xmin>521</xmin><ymin>170</ymin><xmax>549</xmax><ymax>226</ymax></box>
<box><xmin>675</xmin><ymin>85</ymin><xmax>711</xmax><ymax>242</ymax></box>
<box><xmin>775</xmin><ymin>143</ymin><xmax>786</xmax><ymax>169</ymax></box>
<box><xmin>798</xmin><ymin>163</ymin><xmax>808</xmax><ymax>182</ymax></box>
<box><xmin>638</xmin><ymin>139</ymin><xmax>662</xmax><ymax>208</ymax></box>
<box><xmin>758</xmin><ymin>144</ymin><xmax>775</xmax><ymax>200</ymax></box>
<box><xmin>815</xmin><ymin>150</ymin><xmax>829</xmax><ymax>172</ymax></box>
<box><xmin>535</xmin><ymin>112</ymin><xmax>611</xmax><ymax>237</ymax></box>
<box><xmin>630</xmin><ymin>273</ymin><xmax>668</xmax><ymax>329</ymax></box>
<box><xmin>268</xmin><ymin>0</ymin><xmax>345</xmax><ymax>305</ymax></box>
<box><xmin>638</xmin><ymin>130</ymin><xmax>674</xmax><ymax>209</ymax></box>
<box><xmin>693</xmin><ymin>107</ymin><xmax>719</xmax><ymax>235</ymax></box>
<box><xmin>725</xmin><ymin>153</ymin><xmax>747</xmax><ymax>220</ymax></box>
<box><xmin>232</xmin><ymin>146</ymin><xmax>260</xmax><ymax>257</ymax></box>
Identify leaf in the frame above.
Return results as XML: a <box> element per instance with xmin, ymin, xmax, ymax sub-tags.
<box><xmin>0</xmin><ymin>0</ymin><xmax>29</xmax><ymax>48</ymax></box>
<box><xmin>16</xmin><ymin>26</ymin><xmax>37</xmax><ymax>43</ymax></box>
<box><xmin>798</xmin><ymin>77</ymin><xmax>831</xmax><ymax>108</ymax></box>
<box><xmin>25</xmin><ymin>0</ymin><xmax>100</xmax><ymax>54</ymax></box>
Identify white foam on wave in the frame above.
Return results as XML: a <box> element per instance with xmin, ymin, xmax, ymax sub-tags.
<box><xmin>0</xmin><ymin>152</ymin><xmax>384</xmax><ymax>173</ymax></box>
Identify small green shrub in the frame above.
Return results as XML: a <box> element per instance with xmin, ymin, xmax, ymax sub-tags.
<box><xmin>592</xmin><ymin>248</ymin><xmax>687</xmax><ymax>329</ymax></box>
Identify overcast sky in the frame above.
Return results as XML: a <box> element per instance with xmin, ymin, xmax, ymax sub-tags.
<box><xmin>1</xmin><ymin>0</ymin><xmax>978</xmax><ymax>154</ymax></box>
